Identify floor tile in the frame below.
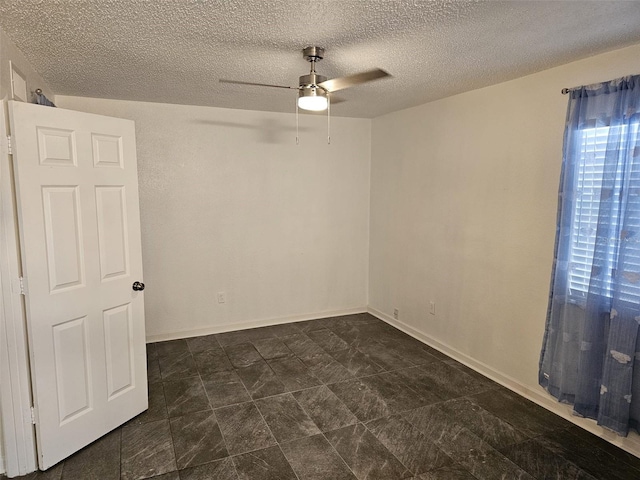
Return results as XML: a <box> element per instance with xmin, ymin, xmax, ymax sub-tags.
<box><xmin>354</xmin><ymin>313</ymin><xmax>382</xmax><ymax>323</ymax></box>
<box><xmin>192</xmin><ymin>349</ymin><xmax>233</xmax><ymax>376</ymax></box>
<box><xmin>293</xmin><ymin>385</ymin><xmax>357</xmax><ymax>432</ymax></box>
<box><xmin>169</xmin><ymin>410</ymin><xmax>228</xmax><ymax>470</ymax></box>
<box><xmin>393</xmin><ymin>364</ymin><xmax>470</xmax><ymax>401</ymax></box>
<box><xmin>147</xmin><ymin>357</ymin><xmax>162</xmax><ymax>383</ymax></box>
<box><xmin>216</xmin><ymin>327</ymin><xmax>276</xmax><ymax>347</ymax></box>
<box><xmin>235</xmin><ymin>361</ymin><xmax>286</xmax><ymax>399</ymax></box>
<box><xmin>268</xmin><ymin>357</ymin><xmax>322</xmax><ymax>391</ymax></box>
<box><xmin>328</xmin><ymin>378</ymin><xmax>392</xmax><ymax>422</ymax></box>
<box><xmin>470</xmin><ymin>387</ymin><xmax>570</xmax><ymax>437</ymax></box>
<box><xmin>61</xmin><ymin>429</ymin><xmax>120</xmax><ymax>480</ymax></box>
<box><xmin>439</xmin><ymin>397</ymin><xmax>527</xmax><ymax>449</ymax></box>
<box><xmin>215</xmin><ymin>401</ymin><xmax>276</xmax><ymax>455</ymax></box>
<box><xmin>163</xmin><ymin>376</ymin><xmax>210</xmax><ymax>418</ymax></box>
<box><xmin>126</xmin><ymin>382</ymin><xmax>168</xmax><ymax>426</ymax></box>
<box><xmin>330</xmin><ymin>347</ymin><xmax>385</xmax><ymax>377</ymax></box>
<box><xmin>146</xmin><ymin>343</ymin><xmax>158</xmax><ymax>361</ymax></box>
<box><xmin>280</xmin><ymin>434</ymin><xmax>357</xmax><ymax>480</ymax></box>
<box><xmin>401</xmin><ymin>405</ymin><xmax>460</xmax><ymax>443</ymax></box>
<box><xmin>429</xmin><ymin>425</ymin><xmax>533</xmax><ymax>480</ymax></box>
<box><xmin>501</xmin><ymin>438</ymin><xmax>597</xmax><ymax>480</ymax></box>
<box><xmin>366</xmin><ymin>414</ymin><xmax>452</xmax><ymax>475</ymax></box>
<box><xmin>121</xmin><ymin>419</ymin><xmax>176</xmax><ymax>480</ymax></box>
<box><xmin>158</xmin><ymin>351</ymin><xmax>198</xmax><ymax>381</ymax></box>
<box><xmin>232</xmin><ymin>445</ymin><xmax>297</xmax><ymax>480</ymax></box>
<box><xmin>415</xmin><ymin>362</ymin><xmax>493</xmax><ymax>399</ymax></box>
<box><xmin>280</xmin><ymin>333</ymin><xmax>325</xmax><ymax>359</ymax></box>
<box><xmin>224</xmin><ymin>343</ymin><xmax>263</xmax><ymax>368</ymax></box>
<box><xmin>325</xmin><ymin>423</ymin><xmax>412</xmax><ymax>479</ymax></box>
<box><xmin>441</xmin><ymin>359</ymin><xmax>499</xmax><ymax>390</ymax></box>
<box><xmin>9</xmin><ymin>464</ymin><xmax>64</xmax><ymax>480</ymax></box>
<box><xmin>201</xmin><ymin>370</ymin><xmax>252</xmax><ymax>408</ymax></box>
<box><xmin>360</xmin><ymin>371</ymin><xmax>435</xmax><ymax>412</ymax></box>
<box><xmin>255</xmin><ymin>393</ymin><xmax>320</xmax><ymax>442</ymax></box>
<box><xmin>178</xmin><ymin>457</ymin><xmax>238</xmax><ymax>480</ymax></box>
<box><xmin>186</xmin><ymin>334</ymin><xmax>222</xmax><ymax>354</ymax></box>
<box><xmin>155</xmin><ymin>340</ymin><xmax>189</xmax><ymax>358</ymax></box>
<box><xmin>252</xmin><ymin>337</ymin><xmax>294</xmax><ymax>360</ymax></box>
<box><xmin>356</xmin><ymin>340</ymin><xmax>415</xmax><ymax>370</ymax></box>
<box><xmin>376</xmin><ymin>336</ymin><xmax>442</xmax><ymax>366</ymax></box>
<box><xmin>296</xmin><ymin>316</ymin><xmax>350</xmax><ymax>333</ymax></box>
<box><xmin>456</xmin><ymin>446</ymin><xmax>534</xmax><ymax>480</ymax></box>
<box><xmin>537</xmin><ymin>428</ymin><xmax>640</xmax><ymax>480</ymax></box>
<box><xmin>329</xmin><ymin>325</ymin><xmax>378</xmax><ymax>349</ymax></box>
<box><xmin>307</xmin><ymin>328</ymin><xmax>350</xmax><ymax>352</ymax></box>
<box><xmin>300</xmin><ymin>352</ymin><xmax>355</xmax><ymax>384</ymax></box>
<box><xmin>259</xmin><ymin>323</ymin><xmax>302</xmax><ymax>337</ymax></box>
<box><xmin>144</xmin><ymin>473</ymin><xmax>179</xmax><ymax>480</ymax></box>
<box><xmin>566</xmin><ymin>424</ymin><xmax>640</xmax><ymax>471</ymax></box>
<box><xmin>414</xmin><ymin>464</ymin><xmax>478</xmax><ymax>479</ymax></box>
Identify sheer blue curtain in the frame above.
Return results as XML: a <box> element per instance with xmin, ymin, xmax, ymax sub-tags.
<box><xmin>540</xmin><ymin>75</ymin><xmax>640</xmax><ymax>436</ymax></box>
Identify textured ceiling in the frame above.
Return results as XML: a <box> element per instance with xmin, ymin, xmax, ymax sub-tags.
<box><xmin>1</xmin><ymin>0</ymin><xmax>640</xmax><ymax>118</ymax></box>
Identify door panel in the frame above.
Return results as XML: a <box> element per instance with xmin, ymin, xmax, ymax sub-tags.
<box><xmin>103</xmin><ymin>303</ymin><xmax>135</xmax><ymax>399</ymax></box>
<box><xmin>42</xmin><ymin>185</ymin><xmax>85</xmax><ymax>292</ymax></box>
<box><xmin>9</xmin><ymin>101</ymin><xmax>147</xmax><ymax>470</ymax></box>
<box><xmin>95</xmin><ymin>185</ymin><xmax>129</xmax><ymax>280</ymax></box>
<box><xmin>92</xmin><ymin>133</ymin><xmax>123</xmax><ymax>168</ymax></box>
<box><xmin>36</xmin><ymin>127</ymin><xmax>76</xmax><ymax>166</ymax></box>
<box><xmin>52</xmin><ymin>316</ymin><xmax>92</xmax><ymax>423</ymax></box>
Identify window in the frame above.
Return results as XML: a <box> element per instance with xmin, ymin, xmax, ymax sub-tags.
<box><xmin>568</xmin><ymin>121</ymin><xmax>640</xmax><ymax>304</ymax></box>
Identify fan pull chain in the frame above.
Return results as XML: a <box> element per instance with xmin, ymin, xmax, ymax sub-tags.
<box><xmin>295</xmin><ymin>96</ymin><xmax>299</xmax><ymax>145</ymax></box>
<box><xmin>327</xmin><ymin>94</ymin><xmax>331</xmax><ymax>145</ymax></box>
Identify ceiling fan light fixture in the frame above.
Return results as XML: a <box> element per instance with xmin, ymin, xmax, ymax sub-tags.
<box><xmin>297</xmin><ymin>87</ymin><xmax>328</xmax><ymax>111</ymax></box>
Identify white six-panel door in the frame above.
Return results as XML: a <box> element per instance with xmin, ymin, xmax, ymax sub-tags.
<box><xmin>8</xmin><ymin>101</ymin><xmax>147</xmax><ymax>470</ymax></box>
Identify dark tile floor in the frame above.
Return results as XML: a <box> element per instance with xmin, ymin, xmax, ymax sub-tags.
<box><xmin>4</xmin><ymin>313</ymin><xmax>640</xmax><ymax>479</ymax></box>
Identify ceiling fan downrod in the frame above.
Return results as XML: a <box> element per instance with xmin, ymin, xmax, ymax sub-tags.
<box><xmin>297</xmin><ymin>46</ymin><xmax>330</xmax><ymax>145</ymax></box>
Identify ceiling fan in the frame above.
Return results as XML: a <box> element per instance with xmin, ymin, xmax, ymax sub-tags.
<box><xmin>219</xmin><ymin>46</ymin><xmax>391</xmax><ymax>112</ymax></box>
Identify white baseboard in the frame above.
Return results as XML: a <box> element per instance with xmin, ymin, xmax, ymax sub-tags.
<box><xmin>145</xmin><ymin>307</ymin><xmax>368</xmax><ymax>343</ymax></box>
<box><xmin>367</xmin><ymin>307</ymin><xmax>640</xmax><ymax>459</ymax></box>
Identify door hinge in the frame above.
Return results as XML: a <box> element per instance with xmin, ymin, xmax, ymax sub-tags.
<box><xmin>6</xmin><ymin>135</ymin><xmax>12</xmax><ymax>155</ymax></box>
<box><xmin>30</xmin><ymin>406</ymin><xmax>36</xmax><ymax>425</ymax></box>
<box><xmin>11</xmin><ymin>276</ymin><xmax>26</xmax><ymax>295</ymax></box>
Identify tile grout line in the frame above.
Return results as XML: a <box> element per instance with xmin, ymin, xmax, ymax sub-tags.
<box><xmin>319</xmin><ymin>428</ymin><xmax>361</xmax><ymax>480</ymax></box>
<box><xmin>251</xmin><ymin>394</ymin><xmax>301</xmax><ymax>480</ymax></box>
<box><xmin>359</xmin><ymin>419</ymin><xmax>419</xmax><ymax>478</ymax></box>
<box><xmin>288</xmin><ymin>390</ymin><xmax>359</xmax><ymax>480</ymax></box>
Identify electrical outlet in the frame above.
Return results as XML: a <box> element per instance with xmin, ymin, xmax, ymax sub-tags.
<box><xmin>429</xmin><ymin>301</ymin><xmax>436</xmax><ymax>315</ymax></box>
<box><xmin>393</xmin><ymin>308</ymin><xmax>399</xmax><ymax>320</ymax></box>
<box><xmin>217</xmin><ymin>292</ymin><xmax>226</xmax><ymax>304</ymax></box>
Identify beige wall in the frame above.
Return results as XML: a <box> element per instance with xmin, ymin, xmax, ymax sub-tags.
<box><xmin>369</xmin><ymin>44</ymin><xmax>640</xmax><ymax>450</ymax></box>
<box><xmin>56</xmin><ymin>97</ymin><xmax>371</xmax><ymax>339</ymax></box>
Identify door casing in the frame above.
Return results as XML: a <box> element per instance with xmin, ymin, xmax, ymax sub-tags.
<box><xmin>0</xmin><ymin>100</ymin><xmax>38</xmax><ymax>477</ymax></box>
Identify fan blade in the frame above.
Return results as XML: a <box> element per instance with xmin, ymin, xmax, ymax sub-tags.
<box><xmin>219</xmin><ymin>79</ymin><xmax>297</xmax><ymax>90</ymax></box>
<box><xmin>328</xmin><ymin>94</ymin><xmax>346</xmax><ymax>105</ymax></box>
<box><xmin>319</xmin><ymin>68</ymin><xmax>390</xmax><ymax>93</ymax></box>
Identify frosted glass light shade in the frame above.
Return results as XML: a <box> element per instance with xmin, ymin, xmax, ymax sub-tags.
<box><xmin>298</xmin><ymin>94</ymin><xmax>328</xmax><ymax>111</ymax></box>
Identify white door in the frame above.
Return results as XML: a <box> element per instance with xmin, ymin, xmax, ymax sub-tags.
<box><xmin>8</xmin><ymin>101</ymin><xmax>147</xmax><ymax>470</ymax></box>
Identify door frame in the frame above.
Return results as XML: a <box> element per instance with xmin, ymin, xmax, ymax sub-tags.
<box><xmin>0</xmin><ymin>99</ymin><xmax>38</xmax><ymax>477</ymax></box>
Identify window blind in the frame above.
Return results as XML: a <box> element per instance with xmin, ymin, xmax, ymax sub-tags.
<box><xmin>568</xmin><ymin>123</ymin><xmax>640</xmax><ymax>304</ymax></box>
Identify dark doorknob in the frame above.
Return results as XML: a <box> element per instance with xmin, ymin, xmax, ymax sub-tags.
<box><xmin>132</xmin><ymin>281</ymin><xmax>145</xmax><ymax>291</ymax></box>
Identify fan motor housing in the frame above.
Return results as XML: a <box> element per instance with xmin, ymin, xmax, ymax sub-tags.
<box><xmin>299</xmin><ymin>73</ymin><xmax>327</xmax><ymax>88</ymax></box>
